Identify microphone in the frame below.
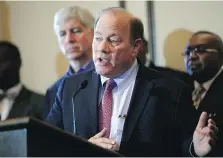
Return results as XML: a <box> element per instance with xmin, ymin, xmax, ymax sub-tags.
<box><xmin>72</xmin><ymin>80</ymin><xmax>88</xmax><ymax>133</ymax></box>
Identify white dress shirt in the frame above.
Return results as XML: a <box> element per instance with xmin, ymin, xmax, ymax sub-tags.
<box><xmin>193</xmin><ymin>65</ymin><xmax>223</xmax><ymax>108</ymax></box>
<box><xmin>100</xmin><ymin>59</ymin><xmax>139</xmax><ymax>150</ymax></box>
<box><xmin>0</xmin><ymin>83</ymin><xmax>22</xmax><ymax>120</ymax></box>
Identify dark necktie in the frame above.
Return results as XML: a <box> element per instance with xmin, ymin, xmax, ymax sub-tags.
<box><xmin>99</xmin><ymin>79</ymin><xmax>117</xmax><ymax>138</ymax></box>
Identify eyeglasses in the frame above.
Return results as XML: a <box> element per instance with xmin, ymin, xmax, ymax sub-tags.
<box><xmin>182</xmin><ymin>45</ymin><xmax>219</xmax><ymax>56</ymax></box>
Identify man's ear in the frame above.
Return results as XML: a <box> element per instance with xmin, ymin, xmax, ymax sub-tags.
<box><xmin>132</xmin><ymin>38</ymin><xmax>142</xmax><ymax>56</ymax></box>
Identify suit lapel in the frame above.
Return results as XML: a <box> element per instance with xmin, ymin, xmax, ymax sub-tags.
<box><xmin>121</xmin><ymin>66</ymin><xmax>155</xmax><ymax>142</ymax></box>
<box><xmin>199</xmin><ymin>71</ymin><xmax>223</xmax><ymax>113</ymax></box>
<box><xmin>85</xmin><ymin>60</ymin><xmax>95</xmax><ymax>70</ymax></box>
<box><xmin>74</xmin><ymin>71</ymin><xmax>100</xmax><ymax>138</ymax></box>
<box><xmin>89</xmin><ymin>71</ymin><xmax>100</xmax><ymax>133</ymax></box>
<box><xmin>8</xmin><ymin>87</ymin><xmax>30</xmax><ymax>119</ymax></box>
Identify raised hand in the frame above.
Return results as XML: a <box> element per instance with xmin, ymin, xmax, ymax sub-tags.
<box><xmin>193</xmin><ymin>112</ymin><xmax>218</xmax><ymax>156</ymax></box>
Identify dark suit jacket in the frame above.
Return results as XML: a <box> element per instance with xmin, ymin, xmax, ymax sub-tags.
<box><xmin>46</xmin><ymin>64</ymin><xmax>199</xmax><ymax>156</ymax></box>
<box><xmin>192</xmin><ymin>71</ymin><xmax>223</xmax><ymax>156</ymax></box>
<box><xmin>149</xmin><ymin>61</ymin><xmax>193</xmax><ymax>88</ymax></box>
<box><xmin>7</xmin><ymin>86</ymin><xmax>44</xmax><ymax>120</ymax></box>
<box><xmin>148</xmin><ymin>62</ymin><xmax>223</xmax><ymax>156</ymax></box>
<box><xmin>44</xmin><ymin>60</ymin><xmax>94</xmax><ymax>118</ymax></box>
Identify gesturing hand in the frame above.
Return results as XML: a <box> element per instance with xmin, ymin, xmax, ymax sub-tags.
<box><xmin>88</xmin><ymin>128</ymin><xmax>116</xmax><ymax>150</ymax></box>
<box><xmin>193</xmin><ymin>112</ymin><xmax>218</xmax><ymax>157</ymax></box>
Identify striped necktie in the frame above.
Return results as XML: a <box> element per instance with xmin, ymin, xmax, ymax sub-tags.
<box><xmin>99</xmin><ymin>79</ymin><xmax>117</xmax><ymax>138</ymax></box>
<box><xmin>192</xmin><ymin>85</ymin><xmax>206</xmax><ymax>109</ymax></box>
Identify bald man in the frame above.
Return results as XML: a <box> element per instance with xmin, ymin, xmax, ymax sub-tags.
<box><xmin>184</xmin><ymin>31</ymin><xmax>223</xmax><ymax>156</ymax></box>
<box><xmin>47</xmin><ymin>8</ymin><xmax>218</xmax><ymax>157</ymax></box>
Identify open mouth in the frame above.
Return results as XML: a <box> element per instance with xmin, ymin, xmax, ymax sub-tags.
<box><xmin>99</xmin><ymin>57</ymin><xmax>110</xmax><ymax>62</ymax></box>
<box><xmin>97</xmin><ymin>57</ymin><xmax>114</xmax><ymax>67</ymax></box>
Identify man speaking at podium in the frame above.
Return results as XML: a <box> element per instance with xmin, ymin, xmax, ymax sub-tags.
<box><xmin>47</xmin><ymin>7</ymin><xmax>218</xmax><ymax>157</ymax></box>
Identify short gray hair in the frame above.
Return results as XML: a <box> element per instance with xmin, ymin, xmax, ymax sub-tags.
<box><xmin>54</xmin><ymin>5</ymin><xmax>95</xmax><ymax>33</ymax></box>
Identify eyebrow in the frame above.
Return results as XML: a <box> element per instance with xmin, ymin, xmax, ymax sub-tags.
<box><xmin>188</xmin><ymin>44</ymin><xmax>216</xmax><ymax>48</ymax></box>
<box><xmin>59</xmin><ymin>27</ymin><xmax>81</xmax><ymax>31</ymax></box>
<box><xmin>94</xmin><ymin>31</ymin><xmax>102</xmax><ymax>35</ymax></box>
<box><xmin>94</xmin><ymin>32</ymin><xmax>118</xmax><ymax>38</ymax></box>
<box><xmin>71</xmin><ymin>27</ymin><xmax>81</xmax><ymax>29</ymax></box>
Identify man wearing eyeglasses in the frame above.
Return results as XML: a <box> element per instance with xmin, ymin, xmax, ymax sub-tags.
<box><xmin>184</xmin><ymin>30</ymin><xmax>223</xmax><ymax>156</ymax></box>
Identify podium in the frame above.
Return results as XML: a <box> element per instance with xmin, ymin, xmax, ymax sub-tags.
<box><xmin>0</xmin><ymin>117</ymin><xmax>122</xmax><ymax>157</ymax></box>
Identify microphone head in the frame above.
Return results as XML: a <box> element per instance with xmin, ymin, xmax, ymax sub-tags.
<box><xmin>80</xmin><ymin>80</ymin><xmax>88</xmax><ymax>89</ymax></box>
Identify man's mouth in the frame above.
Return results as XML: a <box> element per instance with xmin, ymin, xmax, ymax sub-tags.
<box><xmin>69</xmin><ymin>48</ymin><xmax>79</xmax><ymax>52</ymax></box>
<box><xmin>189</xmin><ymin>63</ymin><xmax>202</xmax><ymax>71</ymax></box>
<box><xmin>67</xmin><ymin>46</ymin><xmax>80</xmax><ymax>52</ymax></box>
<box><xmin>98</xmin><ymin>57</ymin><xmax>115</xmax><ymax>67</ymax></box>
<box><xmin>99</xmin><ymin>57</ymin><xmax>110</xmax><ymax>63</ymax></box>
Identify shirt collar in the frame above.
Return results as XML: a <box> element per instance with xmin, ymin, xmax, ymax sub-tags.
<box><xmin>100</xmin><ymin>59</ymin><xmax>139</xmax><ymax>93</ymax></box>
<box><xmin>67</xmin><ymin>60</ymin><xmax>92</xmax><ymax>76</ymax></box>
<box><xmin>67</xmin><ymin>65</ymin><xmax>75</xmax><ymax>75</ymax></box>
<box><xmin>194</xmin><ymin>65</ymin><xmax>223</xmax><ymax>91</ymax></box>
<box><xmin>0</xmin><ymin>83</ymin><xmax>23</xmax><ymax>98</ymax></box>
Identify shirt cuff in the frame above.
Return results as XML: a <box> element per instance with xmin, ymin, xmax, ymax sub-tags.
<box><xmin>189</xmin><ymin>141</ymin><xmax>199</xmax><ymax>157</ymax></box>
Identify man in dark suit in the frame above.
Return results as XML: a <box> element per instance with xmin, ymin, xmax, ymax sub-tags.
<box><xmin>0</xmin><ymin>41</ymin><xmax>44</xmax><ymax>120</ymax></box>
<box><xmin>44</xmin><ymin>5</ymin><xmax>95</xmax><ymax>118</ymax></box>
<box><xmin>184</xmin><ymin>30</ymin><xmax>223</xmax><ymax>156</ymax></box>
<box><xmin>47</xmin><ymin>8</ymin><xmax>218</xmax><ymax>156</ymax></box>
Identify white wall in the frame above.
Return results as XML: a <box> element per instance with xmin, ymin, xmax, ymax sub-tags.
<box><xmin>0</xmin><ymin>2</ymin><xmax>4</xmax><ymax>39</ymax></box>
<box><xmin>5</xmin><ymin>1</ymin><xmax>119</xmax><ymax>94</ymax></box>
<box><xmin>154</xmin><ymin>1</ymin><xmax>223</xmax><ymax>71</ymax></box>
<box><xmin>125</xmin><ymin>1</ymin><xmax>149</xmax><ymax>41</ymax></box>
<box><xmin>4</xmin><ymin>1</ymin><xmax>223</xmax><ymax>93</ymax></box>
<box><xmin>0</xmin><ymin>1</ymin><xmax>9</xmax><ymax>40</ymax></box>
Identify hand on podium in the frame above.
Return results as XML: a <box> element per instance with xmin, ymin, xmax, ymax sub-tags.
<box><xmin>88</xmin><ymin>128</ymin><xmax>118</xmax><ymax>151</ymax></box>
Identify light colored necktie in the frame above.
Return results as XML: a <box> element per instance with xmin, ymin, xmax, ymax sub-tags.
<box><xmin>192</xmin><ymin>85</ymin><xmax>206</xmax><ymax>109</ymax></box>
<box><xmin>0</xmin><ymin>91</ymin><xmax>17</xmax><ymax>121</ymax></box>
<box><xmin>99</xmin><ymin>79</ymin><xmax>117</xmax><ymax>138</ymax></box>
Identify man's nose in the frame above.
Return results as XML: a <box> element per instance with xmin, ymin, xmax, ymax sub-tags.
<box><xmin>65</xmin><ymin>32</ymin><xmax>76</xmax><ymax>43</ymax></box>
<box><xmin>189</xmin><ymin>50</ymin><xmax>198</xmax><ymax>59</ymax></box>
<box><xmin>98</xmin><ymin>40</ymin><xmax>109</xmax><ymax>53</ymax></box>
